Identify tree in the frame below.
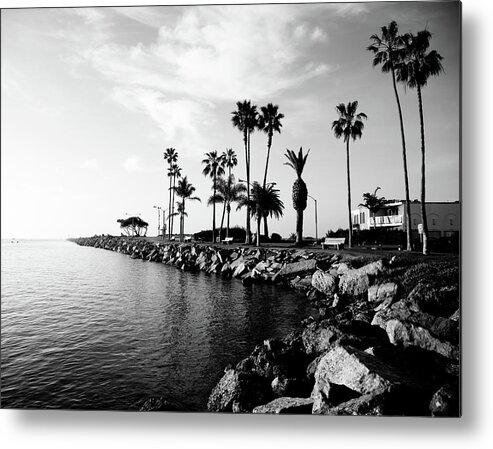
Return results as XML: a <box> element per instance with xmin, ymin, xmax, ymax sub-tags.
<box><xmin>359</xmin><ymin>187</ymin><xmax>387</xmax><ymax>230</ymax></box>
<box><xmin>173</xmin><ymin>176</ymin><xmax>201</xmax><ymax>242</ymax></box>
<box><xmin>395</xmin><ymin>30</ymin><xmax>444</xmax><ymax>255</ymax></box>
<box><xmin>284</xmin><ymin>147</ymin><xmax>310</xmax><ymax>246</ymax></box>
<box><xmin>368</xmin><ymin>21</ymin><xmax>412</xmax><ymax>251</ymax></box>
<box><xmin>219</xmin><ymin>148</ymin><xmax>238</xmax><ymax>239</ymax></box>
<box><xmin>164</xmin><ymin>148</ymin><xmax>178</xmax><ymax>240</ymax></box>
<box><xmin>117</xmin><ymin>216</ymin><xmax>149</xmax><ymax>237</ymax></box>
<box><xmin>240</xmin><ymin>181</ymin><xmax>284</xmax><ymax>247</ymax></box>
<box><xmin>169</xmin><ymin>163</ymin><xmax>182</xmax><ymax>240</ymax></box>
<box><xmin>231</xmin><ymin>100</ymin><xmax>258</xmax><ymax>244</ymax></box>
<box><xmin>202</xmin><ymin>150</ymin><xmax>225</xmax><ymax>243</ymax></box>
<box><xmin>331</xmin><ymin>101</ymin><xmax>368</xmax><ymax>248</ymax></box>
<box><xmin>258</xmin><ymin>103</ymin><xmax>284</xmax><ymax>238</ymax></box>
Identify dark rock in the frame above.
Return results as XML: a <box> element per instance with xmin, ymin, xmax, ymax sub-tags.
<box><xmin>429</xmin><ymin>384</ymin><xmax>460</xmax><ymax>417</ymax></box>
<box><xmin>339</xmin><ymin>260</ymin><xmax>385</xmax><ymax>297</ymax></box>
<box><xmin>139</xmin><ymin>396</ymin><xmax>186</xmax><ymax>412</ymax></box>
<box><xmin>277</xmin><ymin>259</ymin><xmax>317</xmax><ymax>279</ymax></box>
<box><xmin>368</xmin><ymin>282</ymin><xmax>398</xmax><ymax>304</ymax></box>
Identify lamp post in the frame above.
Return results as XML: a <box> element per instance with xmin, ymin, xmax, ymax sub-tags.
<box><xmin>308</xmin><ymin>195</ymin><xmax>318</xmax><ymax>243</ymax></box>
<box><xmin>153</xmin><ymin>206</ymin><xmax>161</xmax><ymax>238</ymax></box>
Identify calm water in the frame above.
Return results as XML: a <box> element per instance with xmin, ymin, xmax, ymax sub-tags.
<box><xmin>1</xmin><ymin>239</ymin><xmax>315</xmax><ymax>411</ymax></box>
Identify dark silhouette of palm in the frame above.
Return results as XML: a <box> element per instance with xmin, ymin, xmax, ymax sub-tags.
<box><xmin>164</xmin><ymin>148</ymin><xmax>178</xmax><ymax>239</ymax></box>
<box><xmin>359</xmin><ymin>187</ymin><xmax>387</xmax><ymax>230</ymax></box>
<box><xmin>258</xmin><ymin>103</ymin><xmax>284</xmax><ymax>238</ymax></box>
<box><xmin>173</xmin><ymin>176</ymin><xmax>201</xmax><ymax>242</ymax></box>
<box><xmin>169</xmin><ymin>163</ymin><xmax>181</xmax><ymax>240</ymax></box>
<box><xmin>332</xmin><ymin>101</ymin><xmax>367</xmax><ymax>248</ymax></box>
<box><xmin>219</xmin><ymin>148</ymin><xmax>238</xmax><ymax>239</ymax></box>
<box><xmin>202</xmin><ymin>150</ymin><xmax>225</xmax><ymax>243</ymax></box>
<box><xmin>396</xmin><ymin>30</ymin><xmax>444</xmax><ymax>255</ymax></box>
<box><xmin>284</xmin><ymin>147</ymin><xmax>310</xmax><ymax>247</ymax></box>
<box><xmin>239</xmin><ymin>182</ymin><xmax>284</xmax><ymax>247</ymax></box>
<box><xmin>231</xmin><ymin>100</ymin><xmax>258</xmax><ymax>244</ymax></box>
<box><xmin>368</xmin><ymin>21</ymin><xmax>412</xmax><ymax>251</ymax></box>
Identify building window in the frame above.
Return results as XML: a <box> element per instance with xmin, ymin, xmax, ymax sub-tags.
<box><xmin>413</xmin><ymin>219</ymin><xmax>417</xmax><ymax>226</ymax></box>
<box><xmin>432</xmin><ymin>218</ymin><xmax>436</xmax><ymax>226</ymax></box>
<box><xmin>361</xmin><ymin>213</ymin><xmax>365</xmax><ymax>224</ymax></box>
<box><xmin>450</xmin><ymin>218</ymin><xmax>454</xmax><ymax>226</ymax></box>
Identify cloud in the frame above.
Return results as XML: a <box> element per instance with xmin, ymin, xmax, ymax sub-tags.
<box><xmin>83</xmin><ymin>158</ymin><xmax>100</xmax><ymax>170</ymax></box>
<box><xmin>333</xmin><ymin>3</ymin><xmax>369</xmax><ymax>17</ymax></box>
<box><xmin>123</xmin><ymin>156</ymin><xmax>144</xmax><ymax>172</ymax></box>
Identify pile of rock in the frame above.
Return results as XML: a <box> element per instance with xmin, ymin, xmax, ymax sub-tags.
<box><xmin>207</xmin><ymin>257</ymin><xmax>460</xmax><ymax>416</ymax></box>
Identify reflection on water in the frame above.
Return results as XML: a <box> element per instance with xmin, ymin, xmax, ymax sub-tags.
<box><xmin>1</xmin><ymin>240</ymin><xmax>316</xmax><ymax>410</ymax></box>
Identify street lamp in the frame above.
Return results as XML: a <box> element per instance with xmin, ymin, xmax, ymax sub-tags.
<box><xmin>308</xmin><ymin>195</ymin><xmax>318</xmax><ymax>242</ymax></box>
<box><xmin>153</xmin><ymin>206</ymin><xmax>162</xmax><ymax>237</ymax></box>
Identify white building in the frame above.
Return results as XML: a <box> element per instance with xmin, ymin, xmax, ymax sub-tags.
<box><xmin>352</xmin><ymin>200</ymin><xmax>460</xmax><ymax>239</ymax></box>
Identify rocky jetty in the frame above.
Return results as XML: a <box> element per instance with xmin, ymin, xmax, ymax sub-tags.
<box><xmin>70</xmin><ymin>235</ymin><xmax>460</xmax><ymax>416</ymax></box>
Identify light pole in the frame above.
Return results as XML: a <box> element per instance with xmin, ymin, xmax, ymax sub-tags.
<box><xmin>308</xmin><ymin>195</ymin><xmax>318</xmax><ymax>243</ymax></box>
<box><xmin>153</xmin><ymin>206</ymin><xmax>161</xmax><ymax>238</ymax></box>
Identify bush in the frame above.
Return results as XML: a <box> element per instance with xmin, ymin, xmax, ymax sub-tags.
<box><xmin>194</xmin><ymin>226</ymin><xmax>248</xmax><ymax>242</ymax></box>
<box><xmin>270</xmin><ymin>233</ymin><xmax>282</xmax><ymax>243</ymax></box>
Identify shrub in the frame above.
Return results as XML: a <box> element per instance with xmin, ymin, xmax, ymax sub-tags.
<box><xmin>270</xmin><ymin>233</ymin><xmax>282</xmax><ymax>243</ymax></box>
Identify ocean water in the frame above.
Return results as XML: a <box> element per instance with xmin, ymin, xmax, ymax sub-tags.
<box><xmin>1</xmin><ymin>239</ymin><xmax>315</xmax><ymax>411</ymax></box>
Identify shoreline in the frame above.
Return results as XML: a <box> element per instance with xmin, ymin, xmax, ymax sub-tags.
<box><xmin>70</xmin><ymin>235</ymin><xmax>460</xmax><ymax>416</ymax></box>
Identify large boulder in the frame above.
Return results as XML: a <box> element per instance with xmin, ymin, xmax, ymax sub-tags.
<box><xmin>339</xmin><ymin>260</ymin><xmax>385</xmax><ymax>297</ymax></box>
<box><xmin>368</xmin><ymin>282</ymin><xmax>398</xmax><ymax>304</ymax></box>
<box><xmin>277</xmin><ymin>259</ymin><xmax>317</xmax><ymax>279</ymax></box>
<box><xmin>207</xmin><ymin>369</ymin><xmax>271</xmax><ymax>413</ymax></box>
<box><xmin>429</xmin><ymin>384</ymin><xmax>460</xmax><ymax>417</ymax></box>
<box><xmin>311</xmin><ymin>270</ymin><xmax>338</xmax><ymax>296</ymax></box>
<box><xmin>253</xmin><ymin>397</ymin><xmax>314</xmax><ymax>414</ymax></box>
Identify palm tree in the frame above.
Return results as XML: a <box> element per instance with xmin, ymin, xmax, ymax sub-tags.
<box><xmin>202</xmin><ymin>150</ymin><xmax>225</xmax><ymax>243</ymax></box>
<box><xmin>395</xmin><ymin>30</ymin><xmax>444</xmax><ymax>255</ymax></box>
<box><xmin>258</xmin><ymin>103</ymin><xmax>284</xmax><ymax>238</ymax></box>
<box><xmin>332</xmin><ymin>101</ymin><xmax>368</xmax><ymax>248</ymax></box>
<box><xmin>219</xmin><ymin>148</ymin><xmax>238</xmax><ymax>239</ymax></box>
<box><xmin>284</xmin><ymin>147</ymin><xmax>310</xmax><ymax>246</ymax></box>
<box><xmin>368</xmin><ymin>21</ymin><xmax>412</xmax><ymax>251</ymax></box>
<box><xmin>170</xmin><ymin>163</ymin><xmax>182</xmax><ymax>239</ymax></box>
<box><xmin>359</xmin><ymin>187</ymin><xmax>387</xmax><ymax>230</ymax></box>
<box><xmin>231</xmin><ymin>100</ymin><xmax>258</xmax><ymax>244</ymax></box>
<box><xmin>240</xmin><ymin>182</ymin><xmax>284</xmax><ymax>247</ymax></box>
<box><xmin>164</xmin><ymin>148</ymin><xmax>178</xmax><ymax>240</ymax></box>
<box><xmin>173</xmin><ymin>176</ymin><xmax>201</xmax><ymax>242</ymax></box>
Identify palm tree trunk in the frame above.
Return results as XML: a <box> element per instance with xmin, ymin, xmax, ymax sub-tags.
<box><xmin>262</xmin><ymin>133</ymin><xmax>273</xmax><ymax>188</ymax></box>
<box><xmin>212</xmin><ymin>173</ymin><xmax>216</xmax><ymax>243</ymax></box>
<box><xmin>168</xmin><ymin>173</ymin><xmax>172</xmax><ymax>240</ymax></box>
<box><xmin>245</xmin><ymin>131</ymin><xmax>251</xmax><ymax>244</ymax></box>
<box><xmin>296</xmin><ymin>209</ymin><xmax>303</xmax><ymax>246</ymax></box>
<box><xmin>171</xmin><ymin>175</ymin><xmax>176</xmax><ymax>239</ymax></box>
<box><xmin>219</xmin><ymin>201</ymin><xmax>226</xmax><ymax>241</ymax></box>
<box><xmin>417</xmin><ymin>85</ymin><xmax>428</xmax><ymax>255</ymax></box>
<box><xmin>181</xmin><ymin>199</ymin><xmax>185</xmax><ymax>242</ymax></box>
<box><xmin>346</xmin><ymin>139</ymin><xmax>353</xmax><ymax>248</ymax></box>
<box><xmin>256</xmin><ymin>216</ymin><xmax>261</xmax><ymax>247</ymax></box>
<box><xmin>391</xmin><ymin>66</ymin><xmax>412</xmax><ymax>251</ymax></box>
<box><xmin>263</xmin><ymin>212</ymin><xmax>269</xmax><ymax>239</ymax></box>
<box><xmin>226</xmin><ymin>204</ymin><xmax>231</xmax><ymax>238</ymax></box>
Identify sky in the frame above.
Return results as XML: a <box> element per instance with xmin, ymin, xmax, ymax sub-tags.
<box><xmin>1</xmin><ymin>1</ymin><xmax>460</xmax><ymax>239</ymax></box>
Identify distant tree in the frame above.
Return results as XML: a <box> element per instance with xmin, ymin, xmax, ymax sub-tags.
<box><xmin>164</xmin><ymin>148</ymin><xmax>178</xmax><ymax>239</ymax></box>
<box><xmin>117</xmin><ymin>216</ymin><xmax>149</xmax><ymax>237</ymax></box>
<box><xmin>284</xmin><ymin>147</ymin><xmax>310</xmax><ymax>246</ymax></box>
<box><xmin>169</xmin><ymin>163</ymin><xmax>182</xmax><ymax>239</ymax></box>
<box><xmin>202</xmin><ymin>150</ymin><xmax>225</xmax><ymax>243</ymax></box>
<box><xmin>173</xmin><ymin>176</ymin><xmax>201</xmax><ymax>242</ymax></box>
<box><xmin>359</xmin><ymin>187</ymin><xmax>387</xmax><ymax>230</ymax></box>
<box><xmin>332</xmin><ymin>101</ymin><xmax>367</xmax><ymax>248</ymax></box>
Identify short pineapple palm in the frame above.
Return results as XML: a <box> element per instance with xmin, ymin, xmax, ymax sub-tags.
<box><xmin>284</xmin><ymin>147</ymin><xmax>310</xmax><ymax>246</ymax></box>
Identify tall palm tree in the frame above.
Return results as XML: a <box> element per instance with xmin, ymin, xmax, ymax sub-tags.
<box><xmin>396</xmin><ymin>30</ymin><xmax>444</xmax><ymax>255</ymax></box>
<box><xmin>368</xmin><ymin>21</ymin><xmax>412</xmax><ymax>251</ymax></box>
<box><xmin>284</xmin><ymin>147</ymin><xmax>310</xmax><ymax>247</ymax></box>
<box><xmin>231</xmin><ymin>100</ymin><xmax>258</xmax><ymax>244</ymax></box>
<box><xmin>164</xmin><ymin>148</ymin><xmax>178</xmax><ymax>240</ymax></box>
<box><xmin>240</xmin><ymin>182</ymin><xmax>284</xmax><ymax>247</ymax></box>
<box><xmin>170</xmin><ymin>163</ymin><xmax>181</xmax><ymax>239</ymax></box>
<box><xmin>202</xmin><ymin>150</ymin><xmax>225</xmax><ymax>243</ymax></box>
<box><xmin>219</xmin><ymin>148</ymin><xmax>238</xmax><ymax>239</ymax></box>
<box><xmin>173</xmin><ymin>176</ymin><xmax>201</xmax><ymax>242</ymax></box>
<box><xmin>258</xmin><ymin>103</ymin><xmax>284</xmax><ymax>239</ymax></box>
<box><xmin>332</xmin><ymin>101</ymin><xmax>368</xmax><ymax>249</ymax></box>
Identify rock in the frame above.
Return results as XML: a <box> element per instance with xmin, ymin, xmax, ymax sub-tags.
<box><xmin>385</xmin><ymin>319</ymin><xmax>459</xmax><ymax>361</ymax></box>
<box><xmin>277</xmin><ymin>259</ymin><xmax>317</xmax><ymax>279</ymax></box>
<box><xmin>207</xmin><ymin>369</ymin><xmax>271</xmax><ymax>412</ymax></box>
<box><xmin>138</xmin><ymin>396</ymin><xmax>186</xmax><ymax>412</ymax></box>
<box><xmin>406</xmin><ymin>281</ymin><xmax>459</xmax><ymax>318</ymax></box>
<box><xmin>334</xmin><ymin>262</ymin><xmax>351</xmax><ymax>275</ymax></box>
<box><xmin>429</xmin><ymin>384</ymin><xmax>460</xmax><ymax>417</ymax></box>
<box><xmin>368</xmin><ymin>282</ymin><xmax>398</xmax><ymax>304</ymax></box>
<box><xmin>311</xmin><ymin>270</ymin><xmax>338</xmax><ymax>296</ymax></box>
<box><xmin>232</xmin><ymin>262</ymin><xmax>248</xmax><ymax>278</ymax></box>
<box><xmin>302</xmin><ymin>320</ymin><xmax>344</xmax><ymax>355</ymax></box>
<box><xmin>449</xmin><ymin>309</ymin><xmax>460</xmax><ymax>321</ymax></box>
<box><xmin>254</xmin><ymin>261</ymin><xmax>268</xmax><ymax>272</ymax></box>
<box><xmin>339</xmin><ymin>260</ymin><xmax>385</xmax><ymax>297</ymax></box>
<box><xmin>253</xmin><ymin>397</ymin><xmax>314</xmax><ymax>414</ymax></box>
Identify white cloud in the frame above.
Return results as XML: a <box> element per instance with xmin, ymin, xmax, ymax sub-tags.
<box><xmin>333</xmin><ymin>3</ymin><xmax>369</xmax><ymax>17</ymax></box>
<box><xmin>83</xmin><ymin>158</ymin><xmax>100</xmax><ymax>170</ymax></box>
<box><xmin>311</xmin><ymin>27</ymin><xmax>328</xmax><ymax>42</ymax></box>
<box><xmin>123</xmin><ymin>156</ymin><xmax>144</xmax><ymax>172</ymax></box>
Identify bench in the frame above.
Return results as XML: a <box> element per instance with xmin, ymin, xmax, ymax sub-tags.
<box><xmin>321</xmin><ymin>237</ymin><xmax>346</xmax><ymax>250</ymax></box>
<box><xmin>184</xmin><ymin>236</ymin><xmax>192</xmax><ymax>242</ymax></box>
<box><xmin>222</xmin><ymin>237</ymin><xmax>234</xmax><ymax>244</ymax></box>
